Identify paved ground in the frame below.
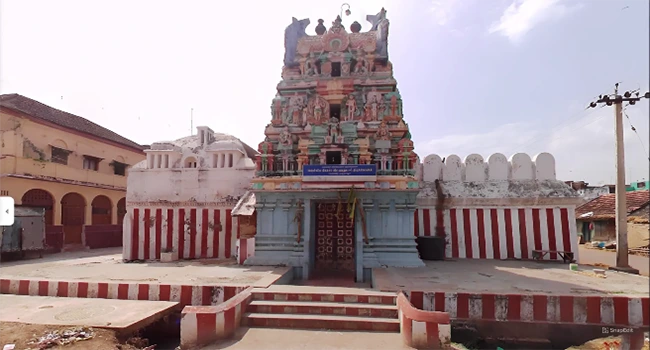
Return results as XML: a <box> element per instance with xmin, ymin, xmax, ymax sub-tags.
<box><xmin>0</xmin><ymin>294</ymin><xmax>177</xmax><ymax>333</ymax></box>
<box><xmin>202</xmin><ymin>328</ymin><xmax>411</xmax><ymax>350</ymax></box>
<box><xmin>0</xmin><ymin>248</ymin><xmax>289</xmax><ymax>286</ymax></box>
<box><xmin>578</xmin><ymin>245</ymin><xmax>649</xmax><ymax>276</ymax></box>
<box><xmin>374</xmin><ymin>258</ymin><xmax>649</xmax><ymax>296</ymax></box>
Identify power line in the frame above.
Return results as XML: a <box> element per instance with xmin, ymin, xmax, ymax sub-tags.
<box><xmin>622</xmin><ymin>108</ymin><xmax>650</xmax><ymax>161</ymax></box>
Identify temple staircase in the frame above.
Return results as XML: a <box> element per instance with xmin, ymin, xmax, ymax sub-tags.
<box><xmin>243</xmin><ymin>285</ymin><xmax>399</xmax><ymax>332</ymax></box>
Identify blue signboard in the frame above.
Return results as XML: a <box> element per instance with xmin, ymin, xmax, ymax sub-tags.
<box><xmin>303</xmin><ymin>164</ymin><xmax>377</xmax><ymax>177</ymax></box>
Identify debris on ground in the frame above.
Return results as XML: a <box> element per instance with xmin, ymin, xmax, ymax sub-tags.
<box><xmin>566</xmin><ymin>335</ymin><xmax>649</xmax><ymax>350</ymax></box>
<box><xmin>25</xmin><ymin>327</ymin><xmax>94</xmax><ymax>349</ymax></box>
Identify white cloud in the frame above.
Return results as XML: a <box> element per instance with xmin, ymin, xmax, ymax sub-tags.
<box><xmin>429</xmin><ymin>0</ymin><xmax>463</xmax><ymax>26</ymax></box>
<box><xmin>418</xmin><ymin>103</ymin><xmax>650</xmax><ymax>185</ymax></box>
<box><xmin>489</xmin><ymin>0</ymin><xmax>579</xmax><ymax>42</ymax></box>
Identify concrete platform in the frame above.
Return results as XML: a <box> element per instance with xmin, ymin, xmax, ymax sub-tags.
<box><xmin>0</xmin><ymin>294</ymin><xmax>179</xmax><ymax>336</ymax></box>
<box><xmin>374</xmin><ymin>259</ymin><xmax>649</xmax><ymax>296</ymax></box>
<box><xmin>0</xmin><ymin>247</ymin><xmax>289</xmax><ymax>287</ymax></box>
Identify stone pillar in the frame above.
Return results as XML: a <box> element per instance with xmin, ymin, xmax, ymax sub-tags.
<box><xmin>53</xmin><ymin>200</ymin><xmax>62</xmax><ymax>225</ymax></box>
<box><xmin>85</xmin><ymin>202</ymin><xmax>93</xmax><ymax>225</ymax></box>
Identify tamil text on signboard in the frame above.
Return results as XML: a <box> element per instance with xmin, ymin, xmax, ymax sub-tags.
<box><xmin>302</xmin><ymin>164</ymin><xmax>377</xmax><ymax>177</ymax></box>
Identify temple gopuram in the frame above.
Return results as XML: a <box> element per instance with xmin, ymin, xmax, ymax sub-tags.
<box><xmin>245</xmin><ymin>9</ymin><xmax>425</xmax><ymax>282</ymax></box>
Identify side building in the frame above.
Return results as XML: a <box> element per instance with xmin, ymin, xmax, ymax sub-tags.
<box><xmin>121</xmin><ymin>126</ymin><xmax>257</xmax><ymax>262</ymax></box>
<box><xmin>0</xmin><ymin>93</ymin><xmax>145</xmax><ymax>251</ymax></box>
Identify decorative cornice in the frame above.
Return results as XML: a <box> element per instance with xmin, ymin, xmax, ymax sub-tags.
<box><xmin>127</xmin><ymin>199</ymin><xmax>238</xmax><ymax>208</ymax></box>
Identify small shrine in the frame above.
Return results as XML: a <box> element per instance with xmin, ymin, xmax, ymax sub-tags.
<box><xmin>245</xmin><ymin>9</ymin><xmax>424</xmax><ymax>282</ymax></box>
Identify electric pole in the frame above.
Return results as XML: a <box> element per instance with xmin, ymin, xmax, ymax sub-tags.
<box><xmin>588</xmin><ymin>84</ymin><xmax>650</xmax><ymax>274</ymax></box>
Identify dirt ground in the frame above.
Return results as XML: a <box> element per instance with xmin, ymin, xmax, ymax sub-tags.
<box><xmin>0</xmin><ymin>322</ymin><xmax>152</xmax><ymax>350</ymax></box>
<box><xmin>567</xmin><ymin>335</ymin><xmax>649</xmax><ymax>350</ymax></box>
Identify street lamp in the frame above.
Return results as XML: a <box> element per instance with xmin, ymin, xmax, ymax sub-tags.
<box><xmin>341</xmin><ymin>3</ymin><xmax>351</xmax><ymax>18</ymax></box>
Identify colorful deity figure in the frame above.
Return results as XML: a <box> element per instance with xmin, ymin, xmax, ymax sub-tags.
<box><xmin>279</xmin><ymin>127</ymin><xmax>292</xmax><ymax>146</ymax></box>
<box><xmin>344</xmin><ymin>94</ymin><xmax>357</xmax><ymax>121</ymax></box>
<box><xmin>375</xmin><ymin>121</ymin><xmax>391</xmax><ymax>140</ymax></box>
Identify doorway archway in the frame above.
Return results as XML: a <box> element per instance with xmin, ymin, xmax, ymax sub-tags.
<box><xmin>61</xmin><ymin>193</ymin><xmax>86</xmax><ymax>244</ymax></box>
<box><xmin>91</xmin><ymin>195</ymin><xmax>112</xmax><ymax>225</ymax></box>
<box><xmin>21</xmin><ymin>189</ymin><xmax>54</xmax><ymax>225</ymax></box>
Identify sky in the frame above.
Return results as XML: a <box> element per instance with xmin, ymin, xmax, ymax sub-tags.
<box><xmin>1</xmin><ymin>0</ymin><xmax>648</xmax><ymax>185</ymax></box>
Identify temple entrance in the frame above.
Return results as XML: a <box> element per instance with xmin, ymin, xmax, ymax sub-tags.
<box><xmin>313</xmin><ymin>202</ymin><xmax>355</xmax><ymax>280</ymax></box>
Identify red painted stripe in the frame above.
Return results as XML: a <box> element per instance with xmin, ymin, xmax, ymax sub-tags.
<box><xmin>189</xmin><ymin>209</ymin><xmax>197</xmax><ymax>259</ymax></box>
<box><xmin>132</xmin><ymin>208</ymin><xmax>140</xmax><ymax>260</ymax></box>
<box><xmin>166</xmin><ymin>208</ymin><xmax>174</xmax><ymax>252</ymax></box>
<box><xmin>181</xmin><ymin>285</ymin><xmax>193</xmax><ymax>306</ymax></box>
<box><xmin>435</xmin><ymin>208</ymin><xmax>444</xmax><ymax>237</ymax></box>
<box><xmin>517</xmin><ymin>209</ymin><xmax>528</xmax><ymax>259</ymax></box>
<box><xmin>423</xmin><ymin>209</ymin><xmax>431</xmax><ymax>237</ymax></box>
<box><xmin>546</xmin><ymin>208</ymin><xmax>558</xmax><ymax>260</ymax></box>
<box><xmin>482</xmin><ymin>294</ymin><xmax>496</xmax><ymax>320</ymax></box>
<box><xmin>213</xmin><ymin>210</ymin><xmax>221</xmax><ymax>258</ymax></box>
<box><xmin>425</xmin><ymin>322</ymin><xmax>439</xmax><ymax>347</ymax></box>
<box><xmin>138</xmin><ymin>284</ymin><xmax>149</xmax><ymax>300</ymax></box>
<box><xmin>504</xmin><ymin>209</ymin><xmax>515</xmax><ymax>259</ymax></box>
<box><xmin>98</xmin><ymin>283</ymin><xmax>109</xmax><ymax>298</ymax></box>
<box><xmin>224</xmin><ymin>286</ymin><xmax>237</xmax><ymax>302</ymax></box>
<box><xmin>450</xmin><ymin>209</ymin><xmax>459</xmax><ymax>258</ymax></box>
<box><xmin>240</xmin><ymin>239</ymin><xmax>248</xmax><ymax>265</ymax></box>
<box><xmin>586</xmin><ymin>296</ymin><xmax>601</xmax><ymax>324</ymax></box>
<box><xmin>117</xmin><ymin>284</ymin><xmax>129</xmax><ymax>300</ymax></box>
<box><xmin>201</xmin><ymin>209</ymin><xmax>209</xmax><ymax>258</ymax></box>
<box><xmin>560</xmin><ymin>208</ymin><xmax>572</xmax><ymax>253</ymax></box>
<box><xmin>143</xmin><ymin>208</ymin><xmax>151</xmax><ymax>260</ymax></box>
<box><xmin>533</xmin><ymin>295</ymin><xmax>547</xmax><ymax>321</ymax></box>
<box><xmin>612</xmin><ymin>297</ymin><xmax>629</xmax><ymax>325</ymax></box>
<box><xmin>225</xmin><ymin>210</ymin><xmax>233</xmax><ymax>258</ymax></box>
<box><xmin>38</xmin><ymin>281</ymin><xmax>48</xmax><ymax>296</ymax></box>
<box><xmin>178</xmin><ymin>209</ymin><xmax>185</xmax><ymax>259</ymax></box>
<box><xmin>402</xmin><ymin>314</ymin><xmax>412</xmax><ymax>345</ymax></box>
<box><xmin>490</xmin><ymin>209</ymin><xmax>501</xmax><ymax>259</ymax></box>
<box><xmin>18</xmin><ymin>280</ymin><xmax>29</xmax><ymax>295</ymax></box>
<box><xmin>202</xmin><ymin>286</ymin><xmax>213</xmax><ymax>305</ymax></box>
<box><xmin>414</xmin><ymin>209</ymin><xmax>419</xmax><ymax>237</ymax></box>
<box><xmin>477</xmin><ymin>209</ymin><xmax>487</xmax><ymax>259</ymax></box>
<box><xmin>507</xmin><ymin>295</ymin><xmax>521</xmax><ymax>321</ymax></box>
<box><xmin>456</xmin><ymin>293</ymin><xmax>469</xmax><ymax>318</ymax></box>
<box><xmin>196</xmin><ymin>313</ymin><xmax>217</xmax><ymax>344</ymax></box>
<box><xmin>77</xmin><ymin>282</ymin><xmax>88</xmax><ymax>298</ymax></box>
<box><xmin>434</xmin><ymin>292</ymin><xmax>446</xmax><ymax>312</ymax></box>
<box><xmin>237</xmin><ymin>216</ymin><xmax>241</xmax><ymax>239</ymax></box>
<box><xmin>559</xmin><ymin>296</ymin><xmax>574</xmax><ymax>322</ymax></box>
<box><xmin>462</xmin><ymin>209</ymin><xmax>473</xmax><ymax>258</ymax></box>
<box><xmin>57</xmin><ymin>282</ymin><xmax>68</xmax><ymax>297</ymax></box>
<box><xmin>155</xmin><ymin>208</ymin><xmax>162</xmax><ymax>259</ymax></box>
<box><xmin>532</xmin><ymin>208</ymin><xmax>542</xmax><ymax>251</ymax></box>
<box><xmin>224</xmin><ymin>307</ymin><xmax>236</xmax><ymax>335</ymax></box>
<box><xmin>642</xmin><ymin>298</ymin><xmax>649</xmax><ymax>326</ymax></box>
<box><xmin>159</xmin><ymin>285</ymin><xmax>171</xmax><ymax>301</ymax></box>
<box><xmin>410</xmin><ymin>291</ymin><xmax>424</xmax><ymax>310</ymax></box>
<box><xmin>0</xmin><ymin>279</ymin><xmax>9</xmax><ymax>293</ymax></box>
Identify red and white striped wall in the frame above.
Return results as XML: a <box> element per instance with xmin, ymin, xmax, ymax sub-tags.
<box><xmin>409</xmin><ymin>291</ymin><xmax>650</xmax><ymax>328</ymax></box>
<box><xmin>181</xmin><ymin>287</ymin><xmax>253</xmax><ymax>349</ymax></box>
<box><xmin>397</xmin><ymin>292</ymin><xmax>451</xmax><ymax>349</ymax></box>
<box><xmin>236</xmin><ymin>238</ymin><xmax>255</xmax><ymax>265</ymax></box>
<box><xmin>0</xmin><ymin>278</ymin><xmax>246</xmax><ymax>307</ymax></box>
<box><xmin>123</xmin><ymin>207</ymin><xmax>238</xmax><ymax>261</ymax></box>
<box><xmin>414</xmin><ymin>207</ymin><xmax>579</xmax><ymax>260</ymax></box>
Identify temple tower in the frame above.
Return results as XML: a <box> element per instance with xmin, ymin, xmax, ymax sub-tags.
<box><xmin>246</xmin><ymin>9</ymin><xmax>424</xmax><ymax>282</ymax></box>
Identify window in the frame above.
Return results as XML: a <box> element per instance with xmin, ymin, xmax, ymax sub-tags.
<box><xmin>228</xmin><ymin>153</ymin><xmax>233</xmax><ymax>168</ymax></box>
<box><xmin>326</xmin><ymin>151</ymin><xmax>341</xmax><ymax>165</ymax></box>
<box><xmin>83</xmin><ymin>156</ymin><xmax>101</xmax><ymax>171</ymax></box>
<box><xmin>112</xmin><ymin>161</ymin><xmax>128</xmax><ymax>176</ymax></box>
<box><xmin>330</xmin><ymin>104</ymin><xmax>341</xmax><ymax>119</ymax></box>
<box><xmin>331</xmin><ymin>62</ymin><xmax>341</xmax><ymax>77</ymax></box>
<box><xmin>51</xmin><ymin>146</ymin><xmax>70</xmax><ymax>165</ymax></box>
<box><xmin>184</xmin><ymin>157</ymin><xmax>198</xmax><ymax>168</ymax></box>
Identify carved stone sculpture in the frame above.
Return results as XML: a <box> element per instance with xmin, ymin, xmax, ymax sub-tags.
<box><xmin>284</xmin><ymin>18</ymin><xmax>310</xmax><ymax>67</ymax></box>
<box><xmin>375</xmin><ymin>121</ymin><xmax>391</xmax><ymax>140</ymax></box>
<box><xmin>366</xmin><ymin>8</ymin><xmax>389</xmax><ymax>59</ymax></box>
<box><xmin>279</xmin><ymin>127</ymin><xmax>292</xmax><ymax>146</ymax></box>
<box><xmin>344</xmin><ymin>94</ymin><xmax>357</xmax><ymax>121</ymax></box>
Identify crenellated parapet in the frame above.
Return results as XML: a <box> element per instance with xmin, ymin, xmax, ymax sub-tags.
<box><xmin>420</xmin><ymin>152</ymin><xmax>558</xmax><ymax>182</ymax></box>
<box><xmin>416</xmin><ymin>152</ymin><xmax>579</xmax><ymax>204</ymax></box>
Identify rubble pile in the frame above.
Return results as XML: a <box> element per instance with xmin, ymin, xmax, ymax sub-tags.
<box><xmin>26</xmin><ymin>327</ymin><xmax>94</xmax><ymax>349</ymax></box>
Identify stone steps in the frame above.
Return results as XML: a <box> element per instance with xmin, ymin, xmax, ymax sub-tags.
<box><xmin>244</xmin><ymin>287</ymin><xmax>399</xmax><ymax>332</ymax></box>
<box><xmin>248</xmin><ymin>300</ymin><xmax>398</xmax><ymax>318</ymax></box>
<box><xmin>243</xmin><ymin>312</ymin><xmax>400</xmax><ymax>332</ymax></box>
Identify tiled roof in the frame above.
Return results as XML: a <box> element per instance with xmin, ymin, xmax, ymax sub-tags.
<box><xmin>576</xmin><ymin>190</ymin><xmax>650</xmax><ymax>220</ymax></box>
<box><xmin>1</xmin><ymin>93</ymin><xmax>143</xmax><ymax>152</ymax></box>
